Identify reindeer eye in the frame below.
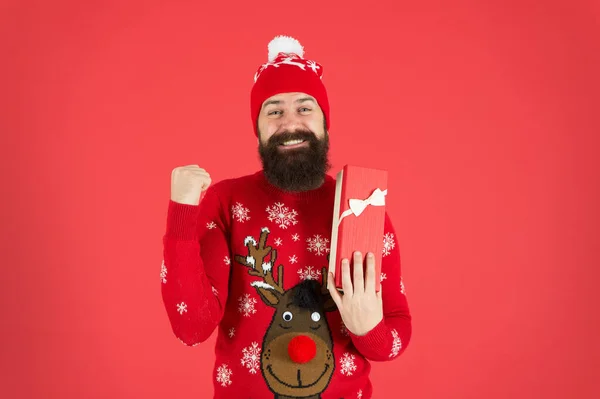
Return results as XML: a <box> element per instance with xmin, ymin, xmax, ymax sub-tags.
<box><xmin>282</xmin><ymin>311</ymin><xmax>293</xmax><ymax>322</ymax></box>
<box><xmin>311</xmin><ymin>312</ymin><xmax>321</xmax><ymax>322</ymax></box>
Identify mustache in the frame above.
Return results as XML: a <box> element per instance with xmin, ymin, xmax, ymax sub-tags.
<box><xmin>267</xmin><ymin>130</ymin><xmax>317</xmax><ymax>146</ymax></box>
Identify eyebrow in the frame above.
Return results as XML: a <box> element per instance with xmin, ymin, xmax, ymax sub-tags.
<box><xmin>262</xmin><ymin>97</ymin><xmax>316</xmax><ymax>110</ymax></box>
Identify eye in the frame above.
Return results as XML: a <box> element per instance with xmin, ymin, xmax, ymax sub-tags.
<box><xmin>268</xmin><ymin>110</ymin><xmax>282</xmax><ymax>116</ymax></box>
<box><xmin>299</xmin><ymin>107</ymin><xmax>311</xmax><ymax>113</ymax></box>
<box><xmin>283</xmin><ymin>311</ymin><xmax>293</xmax><ymax>322</ymax></box>
<box><xmin>311</xmin><ymin>312</ymin><xmax>321</xmax><ymax>322</ymax></box>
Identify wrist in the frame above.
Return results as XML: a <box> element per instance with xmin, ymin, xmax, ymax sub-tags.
<box><xmin>348</xmin><ymin>318</ymin><xmax>388</xmax><ymax>348</ymax></box>
<box><xmin>165</xmin><ymin>200</ymin><xmax>201</xmax><ymax>239</ymax></box>
<box><xmin>348</xmin><ymin>316</ymin><xmax>383</xmax><ymax>337</ymax></box>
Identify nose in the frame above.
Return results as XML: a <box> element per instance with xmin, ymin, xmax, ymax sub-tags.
<box><xmin>279</xmin><ymin>112</ymin><xmax>303</xmax><ymax>132</ymax></box>
<box><xmin>288</xmin><ymin>335</ymin><xmax>317</xmax><ymax>364</ymax></box>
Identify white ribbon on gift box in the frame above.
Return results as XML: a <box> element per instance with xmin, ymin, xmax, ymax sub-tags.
<box><xmin>338</xmin><ymin>188</ymin><xmax>388</xmax><ymax>223</ymax></box>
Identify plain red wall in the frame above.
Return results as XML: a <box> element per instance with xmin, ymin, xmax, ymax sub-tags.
<box><xmin>2</xmin><ymin>0</ymin><xmax>599</xmax><ymax>398</ymax></box>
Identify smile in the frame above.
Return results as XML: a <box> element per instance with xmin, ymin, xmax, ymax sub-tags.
<box><xmin>267</xmin><ymin>364</ymin><xmax>330</xmax><ymax>388</ymax></box>
<box><xmin>278</xmin><ymin>140</ymin><xmax>309</xmax><ymax>150</ymax></box>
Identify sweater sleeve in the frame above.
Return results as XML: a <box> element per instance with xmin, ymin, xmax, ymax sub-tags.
<box><xmin>160</xmin><ymin>186</ymin><xmax>231</xmax><ymax>346</ymax></box>
<box><xmin>348</xmin><ymin>212</ymin><xmax>412</xmax><ymax>361</ymax></box>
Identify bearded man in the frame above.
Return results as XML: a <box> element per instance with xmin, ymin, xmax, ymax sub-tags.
<box><xmin>161</xmin><ymin>35</ymin><xmax>412</xmax><ymax>399</ymax></box>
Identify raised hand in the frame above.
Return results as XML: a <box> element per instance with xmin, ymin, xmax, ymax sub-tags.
<box><xmin>327</xmin><ymin>251</ymin><xmax>383</xmax><ymax>336</ymax></box>
<box><xmin>170</xmin><ymin>165</ymin><xmax>211</xmax><ymax>205</ymax></box>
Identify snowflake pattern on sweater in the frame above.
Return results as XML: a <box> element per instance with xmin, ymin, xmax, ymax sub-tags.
<box><xmin>160</xmin><ymin>260</ymin><xmax>167</xmax><ymax>284</ymax></box>
<box><xmin>216</xmin><ymin>364</ymin><xmax>233</xmax><ymax>387</ymax></box>
<box><xmin>382</xmin><ymin>232</ymin><xmax>395</xmax><ymax>257</ymax></box>
<box><xmin>306</xmin><ymin>234</ymin><xmax>330</xmax><ymax>256</ymax></box>
<box><xmin>297</xmin><ymin>265</ymin><xmax>322</xmax><ymax>280</ymax></box>
<box><xmin>238</xmin><ymin>294</ymin><xmax>258</xmax><ymax>317</ymax></box>
<box><xmin>266</xmin><ymin>202</ymin><xmax>298</xmax><ymax>228</ymax></box>
<box><xmin>241</xmin><ymin>342</ymin><xmax>262</xmax><ymax>374</ymax></box>
<box><xmin>232</xmin><ymin>202</ymin><xmax>251</xmax><ymax>223</ymax></box>
<box><xmin>161</xmin><ymin>170</ymin><xmax>412</xmax><ymax>399</ymax></box>
<box><xmin>340</xmin><ymin>353</ymin><xmax>357</xmax><ymax>376</ymax></box>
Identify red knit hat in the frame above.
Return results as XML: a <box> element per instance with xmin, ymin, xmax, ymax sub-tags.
<box><xmin>250</xmin><ymin>35</ymin><xmax>330</xmax><ymax>136</ymax></box>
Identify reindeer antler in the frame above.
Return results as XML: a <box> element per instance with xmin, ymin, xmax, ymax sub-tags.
<box><xmin>320</xmin><ymin>255</ymin><xmax>337</xmax><ymax>312</ymax></box>
<box><xmin>320</xmin><ymin>267</ymin><xmax>329</xmax><ymax>296</ymax></box>
<box><xmin>235</xmin><ymin>227</ymin><xmax>285</xmax><ymax>295</ymax></box>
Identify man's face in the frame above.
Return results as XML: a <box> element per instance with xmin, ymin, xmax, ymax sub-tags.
<box><xmin>257</xmin><ymin>92</ymin><xmax>331</xmax><ymax>192</ymax></box>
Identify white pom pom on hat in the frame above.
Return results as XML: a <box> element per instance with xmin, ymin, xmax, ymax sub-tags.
<box><xmin>267</xmin><ymin>35</ymin><xmax>304</xmax><ymax>61</ymax></box>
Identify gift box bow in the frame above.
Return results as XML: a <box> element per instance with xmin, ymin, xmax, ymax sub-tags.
<box><xmin>339</xmin><ymin>188</ymin><xmax>388</xmax><ymax>222</ymax></box>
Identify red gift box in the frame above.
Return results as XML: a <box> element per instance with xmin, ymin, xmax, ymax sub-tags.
<box><xmin>328</xmin><ymin>164</ymin><xmax>388</xmax><ymax>292</ymax></box>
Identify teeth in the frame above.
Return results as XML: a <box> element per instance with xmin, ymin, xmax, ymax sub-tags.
<box><xmin>282</xmin><ymin>139</ymin><xmax>304</xmax><ymax>146</ymax></box>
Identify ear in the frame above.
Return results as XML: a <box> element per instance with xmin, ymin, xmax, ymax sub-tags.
<box><xmin>319</xmin><ymin>264</ymin><xmax>337</xmax><ymax>312</ymax></box>
<box><xmin>256</xmin><ymin>287</ymin><xmax>282</xmax><ymax>307</ymax></box>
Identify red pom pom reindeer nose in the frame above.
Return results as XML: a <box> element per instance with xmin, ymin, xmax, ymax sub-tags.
<box><xmin>288</xmin><ymin>335</ymin><xmax>317</xmax><ymax>364</ymax></box>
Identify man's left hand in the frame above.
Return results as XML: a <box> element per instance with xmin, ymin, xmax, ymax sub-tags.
<box><xmin>327</xmin><ymin>251</ymin><xmax>383</xmax><ymax>336</ymax></box>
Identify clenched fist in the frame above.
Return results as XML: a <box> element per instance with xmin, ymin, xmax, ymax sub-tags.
<box><xmin>170</xmin><ymin>165</ymin><xmax>211</xmax><ymax>205</ymax></box>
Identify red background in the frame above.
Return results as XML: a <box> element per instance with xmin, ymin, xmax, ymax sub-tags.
<box><xmin>2</xmin><ymin>1</ymin><xmax>599</xmax><ymax>398</ymax></box>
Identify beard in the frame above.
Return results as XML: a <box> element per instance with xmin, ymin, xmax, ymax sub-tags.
<box><xmin>258</xmin><ymin>126</ymin><xmax>331</xmax><ymax>192</ymax></box>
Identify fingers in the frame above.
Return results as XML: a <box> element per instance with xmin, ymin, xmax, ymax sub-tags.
<box><xmin>341</xmin><ymin>258</ymin><xmax>353</xmax><ymax>296</ymax></box>
<box><xmin>352</xmin><ymin>251</ymin><xmax>364</xmax><ymax>296</ymax></box>
<box><xmin>327</xmin><ymin>272</ymin><xmax>344</xmax><ymax>310</ymax></box>
<box><xmin>364</xmin><ymin>252</ymin><xmax>376</xmax><ymax>293</ymax></box>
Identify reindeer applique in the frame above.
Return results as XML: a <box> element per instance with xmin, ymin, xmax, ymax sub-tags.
<box><xmin>235</xmin><ymin>227</ymin><xmax>338</xmax><ymax>399</ymax></box>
